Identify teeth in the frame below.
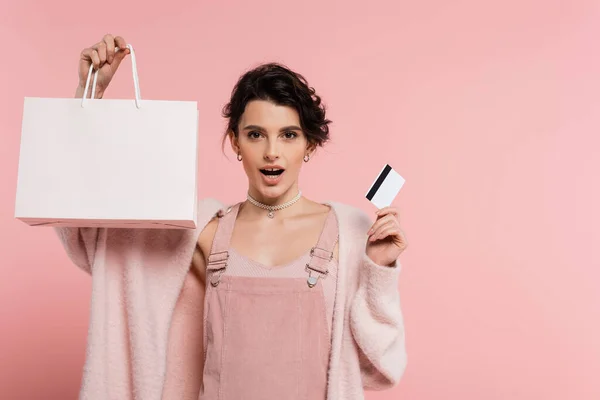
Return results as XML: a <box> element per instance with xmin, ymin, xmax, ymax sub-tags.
<box><xmin>261</xmin><ymin>168</ymin><xmax>284</xmax><ymax>178</ymax></box>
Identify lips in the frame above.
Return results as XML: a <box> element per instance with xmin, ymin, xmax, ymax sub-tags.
<box><xmin>259</xmin><ymin>166</ymin><xmax>285</xmax><ymax>185</ymax></box>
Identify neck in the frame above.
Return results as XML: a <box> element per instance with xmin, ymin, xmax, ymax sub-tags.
<box><xmin>244</xmin><ymin>184</ymin><xmax>303</xmax><ymax>219</ymax></box>
<box><xmin>242</xmin><ymin>196</ymin><xmax>308</xmax><ymax>220</ymax></box>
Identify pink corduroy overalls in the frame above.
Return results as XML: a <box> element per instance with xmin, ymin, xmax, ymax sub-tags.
<box><xmin>199</xmin><ymin>202</ymin><xmax>339</xmax><ymax>400</ymax></box>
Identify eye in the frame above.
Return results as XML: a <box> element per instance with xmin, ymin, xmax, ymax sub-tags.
<box><xmin>247</xmin><ymin>130</ymin><xmax>262</xmax><ymax>139</ymax></box>
<box><xmin>283</xmin><ymin>131</ymin><xmax>298</xmax><ymax>139</ymax></box>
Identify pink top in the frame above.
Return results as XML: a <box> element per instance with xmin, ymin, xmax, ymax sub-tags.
<box><xmin>226</xmin><ymin>249</ymin><xmax>338</xmax><ymax>335</ymax></box>
<box><xmin>199</xmin><ymin>202</ymin><xmax>339</xmax><ymax>399</ymax></box>
<box><xmin>210</xmin><ymin>202</ymin><xmax>339</xmax><ymax>334</ymax></box>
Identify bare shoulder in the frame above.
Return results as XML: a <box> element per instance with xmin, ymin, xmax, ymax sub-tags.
<box><xmin>198</xmin><ymin>216</ymin><xmax>219</xmax><ymax>256</ymax></box>
<box><xmin>191</xmin><ymin>215</ymin><xmax>220</xmax><ymax>283</ymax></box>
<box><xmin>302</xmin><ymin>199</ymin><xmax>332</xmax><ymax>217</ymax></box>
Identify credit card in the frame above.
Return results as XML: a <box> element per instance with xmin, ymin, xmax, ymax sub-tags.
<box><xmin>365</xmin><ymin>164</ymin><xmax>405</xmax><ymax>208</ymax></box>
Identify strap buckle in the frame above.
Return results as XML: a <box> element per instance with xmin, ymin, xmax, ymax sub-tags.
<box><xmin>207</xmin><ymin>251</ymin><xmax>229</xmax><ymax>286</ymax></box>
<box><xmin>310</xmin><ymin>246</ymin><xmax>333</xmax><ymax>261</ymax></box>
<box><xmin>306</xmin><ymin>268</ymin><xmax>329</xmax><ymax>288</ymax></box>
<box><xmin>305</xmin><ymin>263</ymin><xmax>330</xmax><ymax>276</ymax></box>
<box><xmin>305</xmin><ymin>246</ymin><xmax>332</xmax><ymax>288</ymax></box>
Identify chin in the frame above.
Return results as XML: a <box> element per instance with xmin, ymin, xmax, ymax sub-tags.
<box><xmin>258</xmin><ymin>186</ymin><xmax>285</xmax><ymax>198</ymax></box>
<box><xmin>252</xmin><ymin>181</ymin><xmax>290</xmax><ymax>200</ymax></box>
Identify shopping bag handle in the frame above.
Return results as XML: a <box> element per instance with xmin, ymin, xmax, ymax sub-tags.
<box><xmin>81</xmin><ymin>43</ymin><xmax>142</xmax><ymax>109</ymax></box>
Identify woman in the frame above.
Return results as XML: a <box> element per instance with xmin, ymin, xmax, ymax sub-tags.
<box><xmin>57</xmin><ymin>34</ymin><xmax>408</xmax><ymax>400</ymax></box>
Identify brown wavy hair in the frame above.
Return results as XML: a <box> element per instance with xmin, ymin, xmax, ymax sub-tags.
<box><xmin>221</xmin><ymin>62</ymin><xmax>332</xmax><ymax>151</ymax></box>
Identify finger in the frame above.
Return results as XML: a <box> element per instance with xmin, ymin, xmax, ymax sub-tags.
<box><xmin>385</xmin><ymin>226</ymin><xmax>407</xmax><ymax>247</ymax></box>
<box><xmin>80</xmin><ymin>47</ymin><xmax>94</xmax><ymax>67</ymax></box>
<box><xmin>369</xmin><ymin>220</ymin><xmax>394</xmax><ymax>240</ymax></box>
<box><xmin>370</xmin><ymin>222</ymin><xmax>400</xmax><ymax>242</ymax></box>
<box><xmin>92</xmin><ymin>42</ymin><xmax>107</xmax><ymax>66</ymax></box>
<box><xmin>111</xmin><ymin>36</ymin><xmax>129</xmax><ymax>69</ymax></box>
<box><xmin>103</xmin><ymin>34</ymin><xmax>115</xmax><ymax>64</ymax></box>
<box><xmin>368</xmin><ymin>214</ymin><xmax>397</xmax><ymax>235</ymax></box>
<box><xmin>375</xmin><ymin>206</ymin><xmax>399</xmax><ymax>218</ymax></box>
<box><xmin>90</xmin><ymin>49</ymin><xmax>100</xmax><ymax>70</ymax></box>
<box><xmin>114</xmin><ymin>36</ymin><xmax>129</xmax><ymax>54</ymax></box>
<box><xmin>368</xmin><ymin>215</ymin><xmax>396</xmax><ymax>237</ymax></box>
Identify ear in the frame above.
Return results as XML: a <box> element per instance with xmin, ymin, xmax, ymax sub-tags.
<box><xmin>229</xmin><ymin>130</ymin><xmax>240</xmax><ymax>154</ymax></box>
<box><xmin>306</xmin><ymin>141</ymin><xmax>317</xmax><ymax>157</ymax></box>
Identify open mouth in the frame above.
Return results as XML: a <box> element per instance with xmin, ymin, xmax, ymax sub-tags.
<box><xmin>260</xmin><ymin>168</ymin><xmax>285</xmax><ymax>176</ymax></box>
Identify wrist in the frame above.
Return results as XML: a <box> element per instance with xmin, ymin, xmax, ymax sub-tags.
<box><xmin>365</xmin><ymin>253</ymin><xmax>396</xmax><ymax>268</ymax></box>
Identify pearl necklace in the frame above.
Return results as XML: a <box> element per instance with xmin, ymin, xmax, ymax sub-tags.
<box><xmin>246</xmin><ymin>191</ymin><xmax>302</xmax><ymax>218</ymax></box>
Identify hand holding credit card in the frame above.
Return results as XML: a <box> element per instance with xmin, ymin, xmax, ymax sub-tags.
<box><xmin>365</xmin><ymin>164</ymin><xmax>405</xmax><ymax>209</ymax></box>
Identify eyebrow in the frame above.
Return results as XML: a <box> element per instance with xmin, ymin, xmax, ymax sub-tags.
<box><xmin>242</xmin><ymin>125</ymin><xmax>303</xmax><ymax>132</ymax></box>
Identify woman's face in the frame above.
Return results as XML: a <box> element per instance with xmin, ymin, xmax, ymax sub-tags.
<box><xmin>230</xmin><ymin>99</ymin><xmax>313</xmax><ymax>203</ymax></box>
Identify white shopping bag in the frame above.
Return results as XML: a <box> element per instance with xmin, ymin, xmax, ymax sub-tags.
<box><xmin>15</xmin><ymin>44</ymin><xmax>199</xmax><ymax>229</ymax></box>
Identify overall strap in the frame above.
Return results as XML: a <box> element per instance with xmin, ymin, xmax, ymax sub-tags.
<box><xmin>206</xmin><ymin>202</ymin><xmax>241</xmax><ymax>286</ymax></box>
<box><xmin>305</xmin><ymin>208</ymin><xmax>339</xmax><ymax>288</ymax></box>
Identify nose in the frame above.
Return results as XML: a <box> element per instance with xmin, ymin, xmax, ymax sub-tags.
<box><xmin>264</xmin><ymin>139</ymin><xmax>280</xmax><ymax>161</ymax></box>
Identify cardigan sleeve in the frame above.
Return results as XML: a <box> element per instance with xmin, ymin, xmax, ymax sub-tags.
<box><xmin>349</xmin><ymin>240</ymin><xmax>408</xmax><ymax>390</ymax></box>
<box><xmin>53</xmin><ymin>227</ymin><xmax>100</xmax><ymax>275</ymax></box>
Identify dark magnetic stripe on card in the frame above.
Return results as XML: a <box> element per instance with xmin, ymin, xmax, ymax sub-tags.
<box><xmin>366</xmin><ymin>164</ymin><xmax>392</xmax><ymax>201</ymax></box>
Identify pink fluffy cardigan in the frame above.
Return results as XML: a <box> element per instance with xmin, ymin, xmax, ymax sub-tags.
<box><xmin>54</xmin><ymin>198</ymin><xmax>407</xmax><ymax>399</ymax></box>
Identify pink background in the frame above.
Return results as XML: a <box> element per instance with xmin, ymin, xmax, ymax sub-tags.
<box><xmin>2</xmin><ymin>0</ymin><xmax>599</xmax><ymax>398</ymax></box>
